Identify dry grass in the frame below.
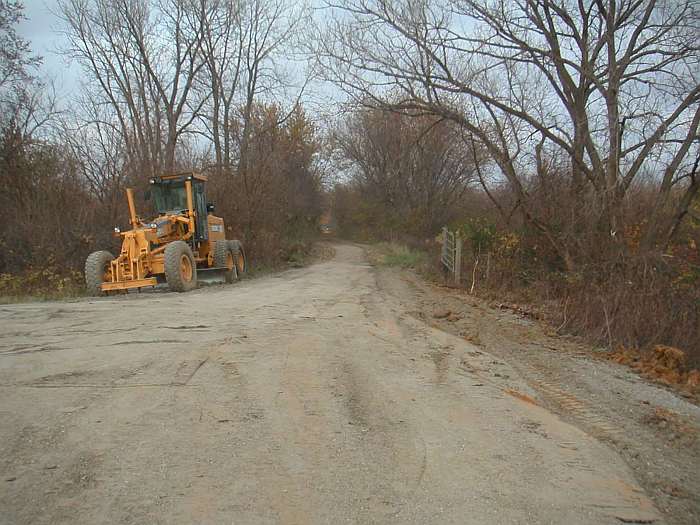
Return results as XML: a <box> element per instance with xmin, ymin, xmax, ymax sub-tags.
<box><xmin>454</xmin><ymin>236</ymin><xmax>700</xmax><ymax>370</ymax></box>
<box><xmin>0</xmin><ymin>267</ymin><xmax>86</xmax><ymax>303</ymax></box>
<box><xmin>610</xmin><ymin>345</ymin><xmax>700</xmax><ymax>397</ymax></box>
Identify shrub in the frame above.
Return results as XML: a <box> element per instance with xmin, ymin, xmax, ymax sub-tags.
<box><xmin>0</xmin><ymin>263</ymin><xmax>85</xmax><ymax>301</ymax></box>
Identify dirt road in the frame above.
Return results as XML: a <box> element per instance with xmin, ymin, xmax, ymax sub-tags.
<box><xmin>0</xmin><ymin>244</ymin><xmax>666</xmax><ymax>524</ymax></box>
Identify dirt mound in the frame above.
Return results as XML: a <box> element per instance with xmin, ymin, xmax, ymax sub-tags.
<box><xmin>611</xmin><ymin>345</ymin><xmax>699</xmax><ymax>396</ymax></box>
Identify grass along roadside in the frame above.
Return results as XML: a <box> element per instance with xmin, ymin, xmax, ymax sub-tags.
<box><xmin>367</xmin><ymin>242</ymin><xmax>429</xmax><ymax>269</ymax></box>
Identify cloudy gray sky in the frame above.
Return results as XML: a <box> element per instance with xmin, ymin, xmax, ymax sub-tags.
<box><xmin>14</xmin><ymin>0</ymin><xmax>343</xmax><ymax>116</ymax></box>
<box><xmin>17</xmin><ymin>0</ymin><xmax>80</xmax><ymax>95</ymax></box>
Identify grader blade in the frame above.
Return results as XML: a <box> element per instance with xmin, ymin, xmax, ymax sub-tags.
<box><xmin>196</xmin><ymin>266</ymin><xmax>231</xmax><ymax>285</ymax></box>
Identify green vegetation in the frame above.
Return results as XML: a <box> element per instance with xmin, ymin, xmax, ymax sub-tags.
<box><xmin>377</xmin><ymin>243</ymin><xmax>427</xmax><ymax>269</ymax></box>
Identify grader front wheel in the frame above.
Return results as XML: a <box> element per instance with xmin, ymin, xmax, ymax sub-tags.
<box><xmin>85</xmin><ymin>251</ymin><xmax>114</xmax><ymax>297</ymax></box>
<box><xmin>164</xmin><ymin>241</ymin><xmax>198</xmax><ymax>292</ymax></box>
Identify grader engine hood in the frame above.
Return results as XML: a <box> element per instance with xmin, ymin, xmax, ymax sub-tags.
<box><xmin>147</xmin><ymin>218</ymin><xmax>175</xmax><ymax>239</ymax></box>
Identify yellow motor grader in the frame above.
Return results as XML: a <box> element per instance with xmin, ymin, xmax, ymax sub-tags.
<box><xmin>85</xmin><ymin>172</ymin><xmax>246</xmax><ymax>295</ymax></box>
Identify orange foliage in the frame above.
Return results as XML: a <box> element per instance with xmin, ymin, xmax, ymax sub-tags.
<box><xmin>610</xmin><ymin>345</ymin><xmax>699</xmax><ymax>395</ymax></box>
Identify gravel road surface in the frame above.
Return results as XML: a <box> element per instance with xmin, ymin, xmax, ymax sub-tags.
<box><xmin>0</xmin><ymin>244</ymin><xmax>664</xmax><ymax>524</ymax></box>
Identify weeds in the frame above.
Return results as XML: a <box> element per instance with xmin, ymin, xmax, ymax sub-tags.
<box><xmin>0</xmin><ymin>266</ymin><xmax>86</xmax><ymax>303</ymax></box>
<box><xmin>450</xmin><ymin>222</ymin><xmax>700</xmax><ymax>368</ymax></box>
<box><xmin>375</xmin><ymin>242</ymin><xmax>428</xmax><ymax>269</ymax></box>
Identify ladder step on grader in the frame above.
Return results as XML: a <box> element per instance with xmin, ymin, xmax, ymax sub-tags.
<box><xmin>85</xmin><ymin>172</ymin><xmax>246</xmax><ymax>295</ymax></box>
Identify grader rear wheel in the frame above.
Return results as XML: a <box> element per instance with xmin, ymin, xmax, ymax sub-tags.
<box><xmin>85</xmin><ymin>251</ymin><xmax>114</xmax><ymax>297</ymax></box>
<box><xmin>213</xmin><ymin>240</ymin><xmax>237</xmax><ymax>283</ymax></box>
<box><xmin>229</xmin><ymin>240</ymin><xmax>247</xmax><ymax>277</ymax></box>
<box><xmin>164</xmin><ymin>241</ymin><xmax>197</xmax><ymax>292</ymax></box>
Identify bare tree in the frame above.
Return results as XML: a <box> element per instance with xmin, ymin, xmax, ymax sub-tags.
<box><xmin>60</xmin><ymin>95</ymin><xmax>128</xmax><ymax>226</ymax></box>
<box><xmin>197</xmin><ymin>0</ymin><xmax>243</xmax><ymax>176</ymax></box>
<box><xmin>334</xmin><ymin>106</ymin><xmax>478</xmax><ymax>236</ymax></box>
<box><xmin>317</xmin><ymin>0</ymin><xmax>700</xmax><ymax>267</ymax></box>
<box><xmin>192</xmin><ymin>0</ymin><xmax>311</xmax><ymax>245</ymax></box>
<box><xmin>196</xmin><ymin>0</ymin><xmax>309</xmax><ymax>178</ymax></box>
<box><xmin>1</xmin><ymin>0</ymin><xmax>45</xmax><ymax>135</ymax></box>
<box><xmin>0</xmin><ymin>0</ymin><xmax>40</xmax><ymax>92</ymax></box>
<box><xmin>58</xmin><ymin>0</ymin><xmax>207</xmax><ymax>176</ymax></box>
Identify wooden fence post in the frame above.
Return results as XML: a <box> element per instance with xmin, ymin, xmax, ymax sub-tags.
<box><xmin>454</xmin><ymin>232</ymin><xmax>462</xmax><ymax>285</ymax></box>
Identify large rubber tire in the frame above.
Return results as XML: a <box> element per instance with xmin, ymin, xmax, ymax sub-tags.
<box><xmin>164</xmin><ymin>241</ymin><xmax>197</xmax><ymax>292</ymax></box>
<box><xmin>229</xmin><ymin>240</ymin><xmax>247</xmax><ymax>277</ymax></box>
<box><xmin>213</xmin><ymin>240</ymin><xmax>237</xmax><ymax>283</ymax></box>
<box><xmin>85</xmin><ymin>251</ymin><xmax>114</xmax><ymax>297</ymax></box>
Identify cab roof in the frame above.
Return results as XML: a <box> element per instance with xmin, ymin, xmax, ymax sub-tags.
<box><xmin>152</xmin><ymin>172</ymin><xmax>208</xmax><ymax>183</ymax></box>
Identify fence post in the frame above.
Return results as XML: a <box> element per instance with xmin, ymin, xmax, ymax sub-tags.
<box><xmin>454</xmin><ymin>232</ymin><xmax>462</xmax><ymax>285</ymax></box>
<box><xmin>440</xmin><ymin>226</ymin><xmax>448</xmax><ymax>274</ymax></box>
<box><xmin>441</xmin><ymin>226</ymin><xmax>448</xmax><ymax>261</ymax></box>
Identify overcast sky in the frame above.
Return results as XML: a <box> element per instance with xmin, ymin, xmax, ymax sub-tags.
<box><xmin>14</xmin><ymin>0</ymin><xmax>344</xmax><ymax>118</ymax></box>
<box><xmin>16</xmin><ymin>0</ymin><xmax>81</xmax><ymax>96</ymax></box>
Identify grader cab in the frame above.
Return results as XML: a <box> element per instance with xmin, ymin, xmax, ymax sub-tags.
<box><xmin>85</xmin><ymin>172</ymin><xmax>246</xmax><ymax>295</ymax></box>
